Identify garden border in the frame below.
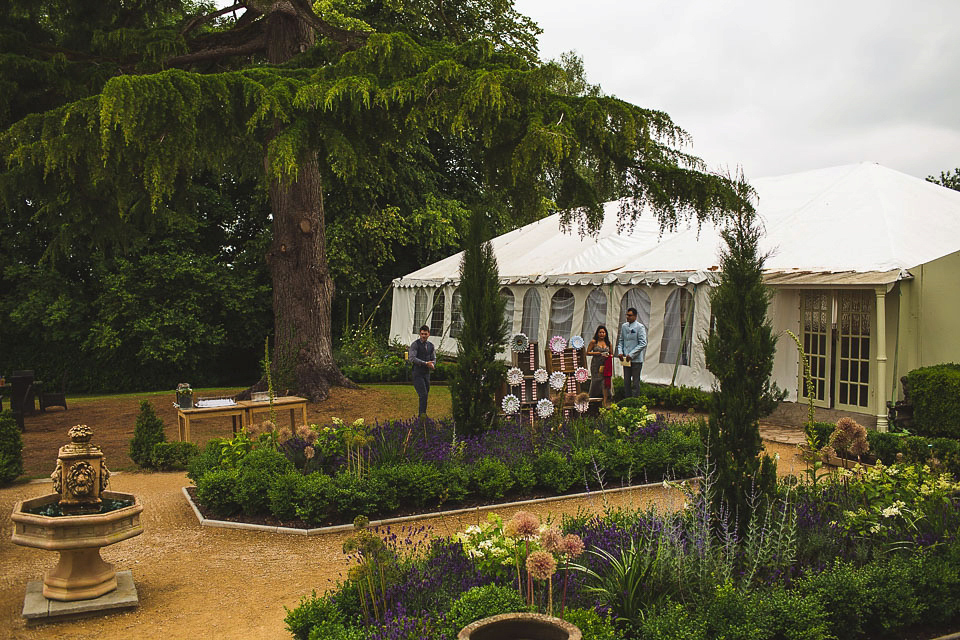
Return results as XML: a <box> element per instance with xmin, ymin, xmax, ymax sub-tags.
<box><xmin>181</xmin><ymin>478</ymin><xmax>693</xmax><ymax>536</ymax></box>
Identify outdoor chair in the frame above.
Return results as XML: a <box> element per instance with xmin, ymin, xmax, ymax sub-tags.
<box><xmin>39</xmin><ymin>375</ymin><xmax>67</xmax><ymax>411</ymax></box>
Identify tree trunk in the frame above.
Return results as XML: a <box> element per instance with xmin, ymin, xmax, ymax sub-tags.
<box><xmin>259</xmin><ymin>2</ymin><xmax>356</xmax><ymax>401</ymax></box>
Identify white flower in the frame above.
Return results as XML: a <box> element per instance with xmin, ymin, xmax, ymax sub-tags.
<box><xmin>507</xmin><ymin>367</ymin><xmax>524</xmax><ymax>386</ymax></box>
<box><xmin>574</xmin><ymin>367</ymin><xmax>589</xmax><ymax>383</ymax></box>
<box><xmin>502</xmin><ymin>394</ymin><xmax>520</xmax><ymax>415</ymax></box>
<box><xmin>534</xmin><ymin>368</ymin><xmax>549</xmax><ymax>384</ymax></box>
<box><xmin>465</xmin><ymin>525</ymin><xmax>481</xmax><ymax>535</ymax></box>
<box><xmin>575</xmin><ymin>402</ymin><xmax>589</xmax><ymax>413</ymax></box>
<box><xmin>549</xmin><ymin>371</ymin><xmax>567</xmax><ymax>390</ymax></box>
<box><xmin>548</xmin><ymin>335</ymin><xmax>567</xmax><ymax>353</ymax></box>
<box><xmin>881</xmin><ymin>505</ymin><xmax>900</xmax><ymax>518</ymax></box>
<box><xmin>570</xmin><ymin>335</ymin><xmax>585</xmax><ymax>350</ymax></box>
<box><xmin>870</xmin><ymin>523</ymin><xmax>881</xmax><ymax>534</ymax></box>
<box><xmin>510</xmin><ymin>333</ymin><xmax>530</xmax><ymax>353</ymax></box>
<box><xmin>537</xmin><ymin>399</ymin><xmax>554</xmax><ymax>418</ymax></box>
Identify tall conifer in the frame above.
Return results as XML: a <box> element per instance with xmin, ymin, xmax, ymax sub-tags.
<box><xmin>450</xmin><ymin>211</ymin><xmax>508</xmax><ymax>435</ymax></box>
<box><xmin>703</xmin><ymin>178</ymin><xmax>778</xmax><ymax>532</ymax></box>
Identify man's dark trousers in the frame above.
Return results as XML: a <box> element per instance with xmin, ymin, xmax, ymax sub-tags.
<box><xmin>622</xmin><ymin>362</ymin><xmax>642</xmax><ymax>398</ymax></box>
<box><xmin>413</xmin><ymin>370</ymin><xmax>430</xmax><ymax>415</ymax></box>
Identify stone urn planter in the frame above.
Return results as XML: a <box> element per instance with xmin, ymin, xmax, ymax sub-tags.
<box><xmin>10</xmin><ymin>425</ymin><xmax>143</xmax><ymax>602</ymax></box>
<box><xmin>458</xmin><ymin>612</ymin><xmax>582</xmax><ymax>640</ymax></box>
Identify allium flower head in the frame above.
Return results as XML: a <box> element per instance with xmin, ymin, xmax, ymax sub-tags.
<box><xmin>540</xmin><ymin>527</ymin><xmax>562</xmax><ymax>552</ymax></box>
<box><xmin>304</xmin><ymin>445</ymin><xmax>315</xmax><ymax>460</ymax></box>
<box><xmin>505</xmin><ymin>510</ymin><xmax>540</xmax><ymax>539</ymax></box>
<box><xmin>526</xmin><ymin>550</ymin><xmax>557</xmax><ymax>580</ymax></box>
<box><xmin>559</xmin><ymin>534</ymin><xmax>584</xmax><ymax>558</ymax></box>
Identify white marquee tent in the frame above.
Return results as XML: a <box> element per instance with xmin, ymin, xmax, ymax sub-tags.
<box><xmin>390</xmin><ymin>163</ymin><xmax>960</xmax><ymax>428</ymax></box>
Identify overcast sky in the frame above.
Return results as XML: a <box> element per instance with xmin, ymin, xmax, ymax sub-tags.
<box><xmin>514</xmin><ymin>0</ymin><xmax>960</xmax><ymax>181</ymax></box>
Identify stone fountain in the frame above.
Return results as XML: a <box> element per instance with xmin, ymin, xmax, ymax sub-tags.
<box><xmin>11</xmin><ymin>425</ymin><xmax>143</xmax><ymax>618</ymax></box>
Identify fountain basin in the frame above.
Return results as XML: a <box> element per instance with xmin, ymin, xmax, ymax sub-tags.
<box><xmin>11</xmin><ymin>491</ymin><xmax>143</xmax><ymax>601</ymax></box>
<box><xmin>458</xmin><ymin>612</ymin><xmax>582</xmax><ymax>640</ymax></box>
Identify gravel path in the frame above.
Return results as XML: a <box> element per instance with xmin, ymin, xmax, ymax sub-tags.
<box><xmin>0</xmin><ymin>440</ymin><xmax>804</xmax><ymax>639</ymax></box>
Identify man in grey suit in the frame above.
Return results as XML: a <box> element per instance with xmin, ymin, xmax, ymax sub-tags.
<box><xmin>616</xmin><ymin>307</ymin><xmax>647</xmax><ymax>398</ymax></box>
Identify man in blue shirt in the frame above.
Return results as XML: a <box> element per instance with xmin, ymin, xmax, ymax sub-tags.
<box><xmin>408</xmin><ymin>325</ymin><xmax>436</xmax><ymax>416</ymax></box>
<box><xmin>616</xmin><ymin>307</ymin><xmax>647</xmax><ymax>399</ymax></box>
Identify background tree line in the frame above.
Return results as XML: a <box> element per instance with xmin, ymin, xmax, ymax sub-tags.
<box><xmin>0</xmin><ymin>0</ymin><xmax>758</xmax><ymax>396</ymax></box>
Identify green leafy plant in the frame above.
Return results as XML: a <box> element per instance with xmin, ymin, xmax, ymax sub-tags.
<box><xmin>129</xmin><ymin>399</ymin><xmax>166</xmax><ymax>468</ymax></box>
<box><xmin>194</xmin><ymin>468</ymin><xmax>241</xmax><ymax>516</ymax></box>
<box><xmin>471</xmin><ymin>456</ymin><xmax>514</xmax><ymax>499</ymax></box>
<box><xmin>235</xmin><ymin>446</ymin><xmax>294</xmax><ymax>515</ymax></box>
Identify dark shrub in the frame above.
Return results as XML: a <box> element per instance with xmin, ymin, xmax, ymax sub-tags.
<box><xmin>330</xmin><ymin>471</ymin><xmax>389</xmax><ymax>520</ymax></box>
<box><xmin>906</xmin><ymin>364</ymin><xmax>960</xmax><ymax>438</ymax></box>
<box><xmin>187</xmin><ymin>438</ymin><xmax>226</xmax><ymax>483</ymax></box>
<box><xmin>268</xmin><ymin>470</ymin><xmax>307</xmax><ymax>521</ymax></box>
<box><xmin>440</xmin><ymin>463</ymin><xmax>471</xmax><ymax>504</ymax></box>
<box><xmin>534</xmin><ymin>449</ymin><xmax>577</xmax><ymax>493</ymax></box>
<box><xmin>373</xmin><ymin>462</ymin><xmax>444</xmax><ymax>509</ymax></box>
<box><xmin>129</xmin><ymin>399</ymin><xmax>165</xmax><ymax>468</ymax></box>
<box><xmin>151</xmin><ymin>441</ymin><xmax>199</xmax><ymax>471</ymax></box>
<box><xmin>195</xmin><ymin>468</ymin><xmax>241</xmax><ymax>516</ymax></box>
<box><xmin>294</xmin><ymin>473</ymin><xmax>336</xmax><ymax>525</ymax></box>
<box><xmin>444</xmin><ymin>584</ymin><xmax>527</xmax><ymax>637</ymax></box>
<box><xmin>511</xmin><ymin>459</ymin><xmax>537</xmax><ymax>494</ymax></box>
<box><xmin>285</xmin><ymin>591</ymin><xmax>343</xmax><ymax>640</ymax></box>
<box><xmin>563</xmin><ymin>608</ymin><xmax>618</xmax><ymax>640</ymax></box>
<box><xmin>0</xmin><ymin>411</ymin><xmax>23</xmax><ymax>485</ymax></box>
<box><xmin>471</xmin><ymin>456</ymin><xmax>513</xmax><ymax>499</ymax></box>
<box><xmin>235</xmin><ymin>446</ymin><xmax>293</xmax><ymax>515</ymax></box>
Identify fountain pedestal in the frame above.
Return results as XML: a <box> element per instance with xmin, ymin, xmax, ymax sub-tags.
<box><xmin>10</xmin><ymin>425</ymin><xmax>143</xmax><ymax>615</ymax></box>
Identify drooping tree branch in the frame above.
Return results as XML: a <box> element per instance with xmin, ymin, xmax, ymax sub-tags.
<box><xmin>163</xmin><ymin>35</ymin><xmax>268</xmax><ymax>68</ymax></box>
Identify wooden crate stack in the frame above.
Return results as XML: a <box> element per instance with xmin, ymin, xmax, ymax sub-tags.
<box><xmin>545</xmin><ymin>346</ymin><xmax>589</xmax><ymax>420</ymax></box>
<box><xmin>503</xmin><ymin>342</ymin><xmax>548</xmax><ymax>423</ymax></box>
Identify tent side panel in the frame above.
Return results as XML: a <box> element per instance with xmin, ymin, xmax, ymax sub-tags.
<box><xmin>918</xmin><ymin>250</ymin><xmax>960</xmax><ymax>366</ymax></box>
<box><xmin>389</xmin><ymin>286</ymin><xmax>417</xmax><ymax>346</ymax></box>
<box><xmin>769</xmin><ymin>289</ymin><xmax>801</xmax><ymax>402</ymax></box>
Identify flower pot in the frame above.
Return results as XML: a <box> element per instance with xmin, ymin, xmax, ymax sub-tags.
<box><xmin>176</xmin><ymin>393</ymin><xmax>193</xmax><ymax>409</ymax></box>
<box><xmin>458</xmin><ymin>612</ymin><xmax>581</xmax><ymax>640</ymax></box>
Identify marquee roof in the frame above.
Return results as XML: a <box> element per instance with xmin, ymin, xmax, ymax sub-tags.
<box><xmin>393</xmin><ymin>162</ymin><xmax>960</xmax><ymax>288</ymax></box>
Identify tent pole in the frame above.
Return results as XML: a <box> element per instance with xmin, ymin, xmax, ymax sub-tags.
<box><xmin>359</xmin><ymin>284</ymin><xmax>394</xmax><ymax>335</ymax></box>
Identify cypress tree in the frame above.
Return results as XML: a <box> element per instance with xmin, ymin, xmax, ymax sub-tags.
<box><xmin>129</xmin><ymin>399</ymin><xmax>166</xmax><ymax>469</ymax></box>
<box><xmin>450</xmin><ymin>211</ymin><xmax>508</xmax><ymax>435</ymax></box>
<box><xmin>703</xmin><ymin>178</ymin><xmax>778</xmax><ymax>532</ymax></box>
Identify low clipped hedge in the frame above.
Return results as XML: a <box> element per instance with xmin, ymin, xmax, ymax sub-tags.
<box><xmin>906</xmin><ymin>363</ymin><xmax>960</xmax><ymax>438</ymax></box>
<box><xmin>151</xmin><ymin>441</ymin><xmax>199</xmax><ymax>471</ymax></box>
<box><xmin>340</xmin><ymin>359</ymin><xmax>454</xmax><ymax>383</ymax></box>
<box><xmin>192</xmin><ymin>420</ymin><xmax>704</xmax><ymax>526</ymax></box>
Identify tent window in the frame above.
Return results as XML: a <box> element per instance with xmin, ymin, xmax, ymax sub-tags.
<box><xmin>582</xmin><ymin>288</ymin><xmax>607</xmax><ymax>342</ymax></box>
<box><xmin>660</xmin><ymin>288</ymin><xmax>693</xmax><ymax>366</ymax></box>
<box><xmin>450</xmin><ymin>288</ymin><xmax>463</xmax><ymax>338</ymax></box>
<box><xmin>521</xmin><ymin>289</ymin><xmax>541</xmax><ymax>342</ymax></box>
<box><xmin>501</xmin><ymin>287</ymin><xmax>515</xmax><ymax>334</ymax></box>
<box><xmin>413</xmin><ymin>289</ymin><xmax>429</xmax><ymax>332</ymax></box>
<box><xmin>548</xmin><ymin>288</ymin><xmax>575</xmax><ymax>338</ymax></box>
<box><xmin>430</xmin><ymin>289</ymin><xmax>445</xmax><ymax>336</ymax></box>
<box><xmin>618</xmin><ymin>288</ymin><xmax>651</xmax><ymax>336</ymax></box>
